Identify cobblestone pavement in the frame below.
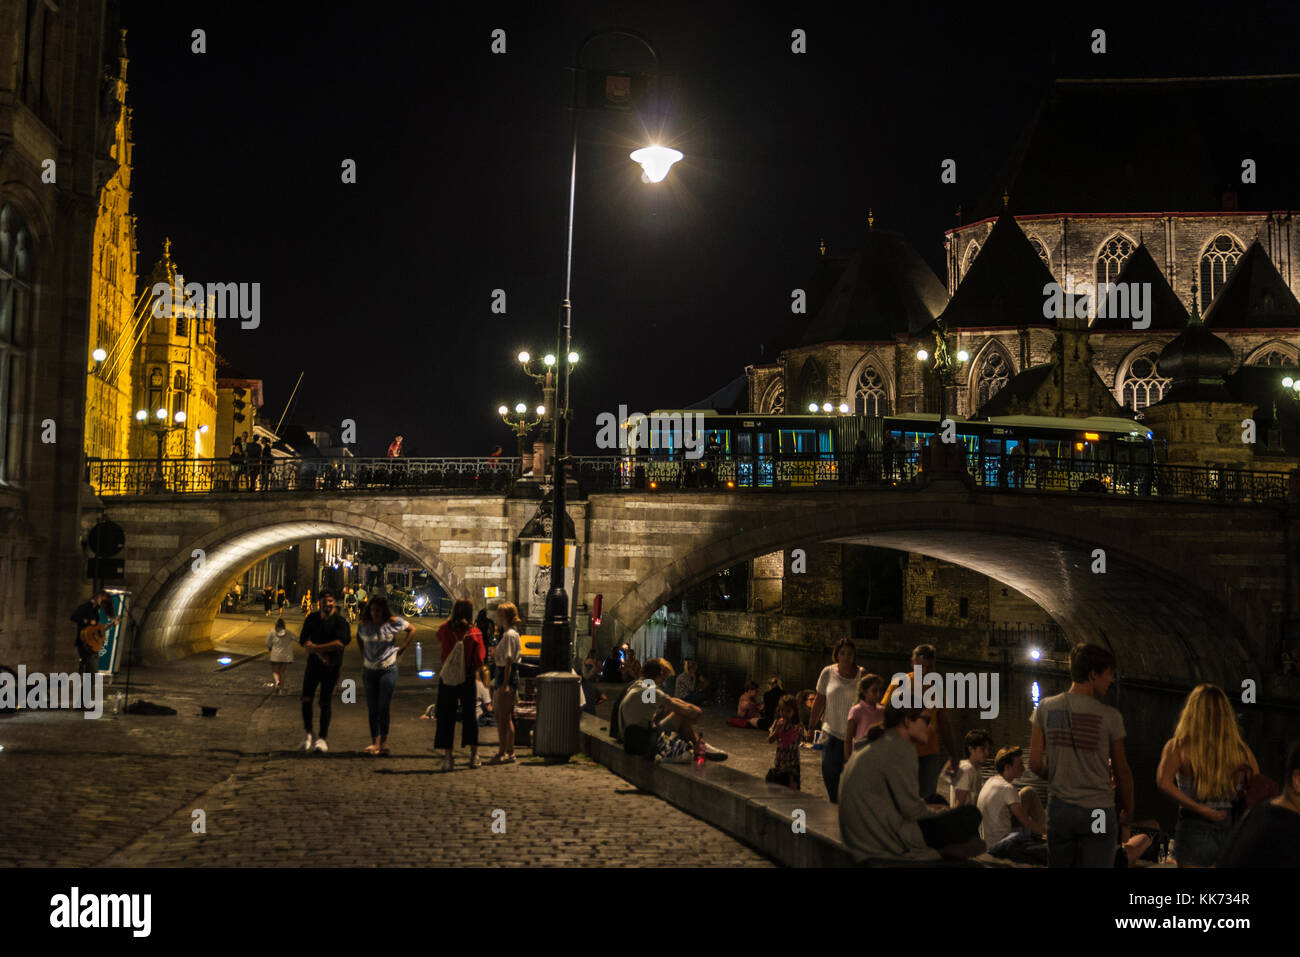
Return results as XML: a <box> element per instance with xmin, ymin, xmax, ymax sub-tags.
<box><xmin>0</xmin><ymin>618</ymin><xmax>773</xmax><ymax>868</ymax></box>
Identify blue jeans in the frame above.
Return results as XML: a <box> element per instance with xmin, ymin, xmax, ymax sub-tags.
<box><xmin>821</xmin><ymin>734</ymin><xmax>847</xmax><ymax>803</ymax></box>
<box><xmin>1046</xmin><ymin>797</ymin><xmax>1116</xmax><ymax>868</ymax></box>
<box><xmin>1175</xmin><ymin>808</ymin><xmax>1233</xmax><ymax>867</ymax></box>
<box><xmin>362</xmin><ymin>665</ymin><xmax>398</xmax><ymax>738</ymax></box>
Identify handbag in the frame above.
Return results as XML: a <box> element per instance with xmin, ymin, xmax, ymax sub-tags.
<box><xmin>440</xmin><ymin>638</ymin><xmax>466</xmax><ymax>686</ymax></box>
<box><xmin>1231</xmin><ymin>765</ymin><xmax>1280</xmax><ymax>819</ymax></box>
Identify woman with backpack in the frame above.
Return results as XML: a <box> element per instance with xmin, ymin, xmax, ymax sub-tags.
<box><xmin>434</xmin><ymin>599</ymin><xmax>487</xmax><ymax>772</ymax></box>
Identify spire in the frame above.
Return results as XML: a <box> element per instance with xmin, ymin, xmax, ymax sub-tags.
<box><xmin>1002</xmin><ymin>189</ymin><xmax>1009</xmax><ymax>209</ymax></box>
<box><xmin>1188</xmin><ymin>281</ymin><xmax>1201</xmax><ymax>325</ymax></box>
<box><xmin>818</xmin><ymin>238</ymin><xmax>826</xmax><ymax>256</ymax></box>
<box><xmin>867</xmin><ymin>208</ymin><xmax>874</xmax><ymax>230</ymax></box>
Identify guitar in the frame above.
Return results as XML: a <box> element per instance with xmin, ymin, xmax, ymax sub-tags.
<box><xmin>80</xmin><ymin>617</ymin><xmax>119</xmax><ymax>654</ymax></box>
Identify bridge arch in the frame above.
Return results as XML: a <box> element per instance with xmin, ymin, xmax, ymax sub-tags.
<box><xmin>596</xmin><ymin>488</ymin><xmax>1263</xmax><ymax>687</ymax></box>
<box><xmin>134</xmin><ymin>510</ymin><xmax>470</xmax><ymax>659</ymax></box>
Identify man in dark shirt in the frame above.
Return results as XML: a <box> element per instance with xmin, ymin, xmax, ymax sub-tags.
<box><xmin>1218</xmin><ymin>738</ymin><xmax>1300</xmax><ymax>867</ymax></box>
<box><xmin>70</xmin><ymin>591</ymin><xmax>110</xmax><ymax>677</ymax></box>
<box><xmin>299</xmin><ymin>589</ymin><xmax>351</xmax><ymax>753</ymax></box>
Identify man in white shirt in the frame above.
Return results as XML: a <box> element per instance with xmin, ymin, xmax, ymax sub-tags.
<box><xmin>977</xmin><ymin>746</ymin><xmax>1046</xmax><ymax>852</ymax></box>
<box><xmin>949</xmin><ymin>729</ymin><xmax>991</xmax><ymax>807</ymax></box>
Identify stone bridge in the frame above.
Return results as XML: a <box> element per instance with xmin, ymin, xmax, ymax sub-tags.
<box><xmin>86</xmin><ymin>477</ymin><xmax>1300</xmax><ymax>691</ymax></box>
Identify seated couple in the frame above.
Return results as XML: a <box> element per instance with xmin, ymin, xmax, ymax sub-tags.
<box><xmin>838</xmin><ymin>702</ymin><xmax>986</xmax><ymax>863</ymax></box>
<box><xmin>616</xmin><ymin>658</ymin><xmax>728</xmax><ymax>764</ymax></box>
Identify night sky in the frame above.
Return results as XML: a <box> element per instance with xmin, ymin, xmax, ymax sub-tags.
<box><xmin>122</xmin><ymin>1</ymin><xmax>1300</xmax><ymax>456</ymax></box>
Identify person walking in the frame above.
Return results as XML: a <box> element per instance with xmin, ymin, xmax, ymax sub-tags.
<box><xmin>356</xmin><ymin>594</ymin><xmax>415</xmax><ymax>756</ymax></box>
<box><xmin>298</xmin><ymin>590</ymin><xmax>351</xmax><ymax>753</ymax></box>
<box><xmin>266</xmin><ymin>617</ymin><xmax>295</xmax><ymax>694</ymax></box>
<box><xmin>301</xmin><ymin>588</ymin><xmax>312</xmax><ymax>616</ymax></box>
<box><xmin>489</xmin><ymin>602</ymin><xmax>522</xmax><ymax>764</ymax></box>
<box><xmin>434</xmin><ymin>599</ymin><xmax>487</xmax><ymax>771</ymax></box>
<box><xmin>276</xmin><ymin>585</ymin><xmax>287</xmax><ymax>614</ymax></box>
<box><xmin>263</xmin><ymin>585</ymin><xmax>274</xmax><ymax>617</ymax></box>
<box><xmin>1156</xmin><ymin>683</ymin><xmax>1260</xmax><ymax>868</ymax></box>
<box><xmin>809</xmin><ymin>638</ymin><xmax>865</xmax><ymax>803</ymax></box>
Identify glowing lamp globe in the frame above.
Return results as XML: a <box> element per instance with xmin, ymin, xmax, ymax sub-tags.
<box><xmin>838</xmin><ymin>403</ymin><xmax>849</xmax><ymax>414</ymax></box>
<box><xmin>514</xmin><ymin>403</ymin><xmax>526</xmax><ymax>415</ymax></box>
<box><xmin>957</xmin><ymin>350</ymin><xmax>970</xmax><ymax>362</ymax></box>
<box><xmin>135</xmin><ymin>409</ymin><xmax>147</xmax><ymax>421</ymax></box>
<box><xmin>916</xmin><ymin>349</ymin><xmax>929</xmax><ymax>362</ymax></box>
<box><xmin>536</xmin><ymin>406</ymin><xmax>546</xmax><ymax>416</ymax></box>
<box><xmin>517</xmin><ymin>351</ymin><xmax>530</xmax><ymax>364</ymax></box>
<box><xmin>630</xmin><ymin>145</ymin><xmax>683</xmax><ymax>183</ymax></box>
<box><xmin>498</xmin><ymin>405</ymin><xmax>509</xmax><ymax>416</ymax></box>
<box><xmin>174</xmin><ymin>410</ymin><xmax>186</xmax><ymax>423</ymax></box>
<box><xmin>92</xmin><ymin>348</ymin><xmax>108</xmax><ymax>362</ymax></box>
<box><xmin>155</xmin><ymin>408</ymin><xmax>168</xmax><ymax>420</ymax></box>
<box><xmin>808</xmin><ymin>403</ymin><xmax>819</xmax><ymax>413</ymax></box>
<box><xmin>1284</xmin><ymin>377</ymin><xmax>1294</xmax><ymax>389</ymax></box>
<box><xmin>821</xmin><ymin>402</ymin><xmax>833</xmax><ymax>413</ymax></box>
<box><xmin>568</xmin><ymin>351</ymin><xmax>579</xmax><ymax>364</ymax></box>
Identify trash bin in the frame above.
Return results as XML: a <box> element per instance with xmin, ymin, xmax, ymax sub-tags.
<box><xmin>533</xmin><ymin>671</ymin><xmax>581</xmax><ymax>760</ymax></box>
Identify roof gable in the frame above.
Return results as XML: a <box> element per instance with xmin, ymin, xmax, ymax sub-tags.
<box><xmin>939</xmin><ymin>212</ymin><xmax>1056</xmax><ymax>330</ymax></box>
<box><xmin>1202</xmin><ymin>240</ymin><xmax>1300</xmax><ymax>330</ymax></box>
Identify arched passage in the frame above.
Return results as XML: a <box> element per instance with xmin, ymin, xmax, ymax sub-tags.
<box><xmin>596</xmin><ymin>491</ymin><xmax>1262</xmax><ymax>687</ymax></box>
<box><xmin>135</xmin><ymin>514</ymin><xmax>470</xmax><ymax>659</ymax></box>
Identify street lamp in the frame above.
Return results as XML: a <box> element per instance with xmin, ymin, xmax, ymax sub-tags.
<box><xmin>136</xmin><ymin>407</ymin><xmax>187</xmax><ymax>491</ymax></box>
<box><xmin>498</xmin><ymin>401</ymin><xmax>546</xmax><ymax>470</ymax></box>
<box><xmin>537</xmin><ymin>28</ymin><xmax>682</xmax><ymax>756</ymax></box>
<box><xmin>914</xmin><ymin>316</ymin><xmax>969</xmax><ymax>473</ymax></box>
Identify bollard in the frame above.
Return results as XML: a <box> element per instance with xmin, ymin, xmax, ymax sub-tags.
<box><xmin>533</xmin><ymin>671</ymin><xmax>581</xmax><ymax>760</ymax></box>
<box><xmin>415</xmin><ymin>641</ymin><xmax>422</xmax><ymax>673</ymax></box>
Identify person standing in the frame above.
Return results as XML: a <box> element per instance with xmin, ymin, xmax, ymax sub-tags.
<box><xmin>809</xmin><ymin>638</ymin><xmax>865</xmax><ymax>803</ymax></box>
<box><xmin>70</xmin><ymin>591</ymin><xmax>111</xmax><ymax>678</ymax></box>
<box><xmin>266</xmin><ymin>617</ymin><xmax>295</xmax><ymax>694</ymax></box>
<box><xmin>245</xmin><ymin>433</ymin><xmax>263</xmax><ymax>491</ymax></box>
<box><xmin>489</xmin><ymin>602</ymin><xmax>522</xmax><ymax>764</ymax></box>
<box><xmin>387</xmin><ymin>435</ymin><xmax>404</xmax><ymax>458</ymax></box>
<box><xmin>1029</xmin><ymin>642</ymin><xmax>1133</xmax><ymax>868</ymax></box>
<box><xmin>228</xmin><ymin>436</ymin><xmax>245</xmax><ymax>490</ymax></box>
<box><xmin>434</xmin><ymin>599</ymin><xmax>486</xmax><ymax>771</ymax></box>
<box><xmin>881</xmin><ymin>644</ymin><xmax>963</xmax><ymax>802</ymax></box>
<box><xmin>276</xmin><ymin>585</ymin><xmax>288</xmax><ymax>614</ymax></box>
<box><xmin>766</xmin><ymin>694</ymin><xmax>807</xmax><ymax>790</ymax></box>
<box><xmin>298</xmin><ymin>590</ymin><xmax>351</xmax><ymax>753</ymax></box>
<box><xmin>356</xmin><ymin>595</ymin><xmax>414</xmax><ymax>756</ymax></box>
<box><xmin>1156</xmin><ymin>683</ymin><xmax>1259</xmax><ymax>868</ymax></box>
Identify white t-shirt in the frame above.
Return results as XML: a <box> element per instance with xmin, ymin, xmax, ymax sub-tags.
<box><xmin>976</xmin><ymin>774</ymin><xmax>1021</xmax><ymax>848</ymax></box>
<box><xmin>949</xmin><ymin>759</ymin><xmax>984</xmax><ymax>808</ymax></box>
<box><xmin>619</xmin><ymin>679</ymin><xmax>665</xmax><ymax>729</ymax></box>
<box><xmin>494</xmin><ymin>628</ymin><xmax>522</xmax><ymax>668</ymax></box>
<box><xmin>815</xmin><ymin>664</ymin><xmax>864</xmax><ymax>739</ymax></box>
<box><xmin>475</xmin><ymin>680</ymin><xmax>492</xmax><ymax>719</ymax></box>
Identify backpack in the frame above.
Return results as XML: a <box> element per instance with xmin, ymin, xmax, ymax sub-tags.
<box><xmin>440</xmin><ymin>637</ymin><xmax>466</xmax><ymax>686</ymax></box>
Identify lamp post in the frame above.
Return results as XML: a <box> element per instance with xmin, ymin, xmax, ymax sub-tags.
<box><xmin>535</xmin><ymin>29</ymin><xmax>682</xmax><ymax>758</ymax></box>
<box><xmin>517</xmin><ymin>349</ymin><xmax>579</xmax><ymax>472</ymax></box>
<box><xmin>497</xmin><ymin>401</ymin><xmax>546</xmax><ymax>473</ymax></box>
<box><xmin>135</xmin><ymin>407</ymin><xmax>187</xmax><ymax>492</ymax></box>
<box><xmin>915</xmin><ymin>318</ymin><xmax>969</xmax><ymax>473</ymax></box>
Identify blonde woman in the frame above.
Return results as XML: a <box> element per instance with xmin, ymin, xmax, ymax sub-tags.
<box><xmin>1156</xmin><ymin>684</ymin><xmax>1259</xmax><ymax>867</ymax></box>
<box><xmin>489</xmin><ymin>602</ymin><xmax>523</xmax><ymax>764</ymax></box>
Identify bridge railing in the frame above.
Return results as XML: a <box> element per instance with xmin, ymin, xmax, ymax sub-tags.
<box><xmin>569</xmin><ymin>451</ymin><xmax>1292</xmax><ymax>505</ymax></box>
<box><xmin>85</xmin><ymin>456</ymin><xmax>524</xmax><ymax>496</ymax></box>
<box><xmin>86</xmin><ymin>451</ymin><xmax>1293</xmax><ymax>505</ymax></box>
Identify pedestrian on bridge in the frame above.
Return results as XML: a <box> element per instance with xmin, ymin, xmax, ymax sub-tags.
<box><xmin>356</xmin><ymin>595</ymin><xmax>414</xmax><ymax>756</ymax></box>
<box><xmin>434</xmin><ymin>599</ymin><xmax>486</xmax><ymax>771</ymax></box>
<box><xmin>298</xmin><ymin>590</ymin><xmax>351</xmax><ymax>753</ymax></box>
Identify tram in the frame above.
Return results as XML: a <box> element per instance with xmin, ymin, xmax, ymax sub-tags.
<box><xmin>621</xmin><ymin>410</ymin><xmax>1157</xmax><ymax>489</ymax></box>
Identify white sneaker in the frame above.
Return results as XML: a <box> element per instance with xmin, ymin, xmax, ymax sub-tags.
<box><xmin>313</xmin><ymin>738</ymin><xmax>329</xmax><ymax>753</ymax></box>
<box><xmin>702</xmin><ymin>741</ymin><xmax>728</xmax><ymax>761</ymax></box>
<box><xmin>302</xmin><ymin>733</ymin><xmax>314</xmax><ymax>751</ymax></box>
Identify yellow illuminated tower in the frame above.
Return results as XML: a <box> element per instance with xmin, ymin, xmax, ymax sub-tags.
<box><xmin>129</xmin><ymin>239</ymin><xmax>219</xmax><ymax>461</ymax></box>
<box><xmin>84</xmin><ymin>29</ymin><xmax>139</xmax><ymax>461</ymax></box>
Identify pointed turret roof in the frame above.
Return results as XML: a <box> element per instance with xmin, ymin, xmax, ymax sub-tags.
<box><xmin>1089</xmin><ymin>243</ymin><xmax>1188</xmax><ymax>331</ymax></box>
<box><xmin>937</xmin><ymin>212</ymin><xmax>1056</xmax><ymax>330</ymax></box>
<box><xmin>797</xmin><ymin>229</ymin><xmax>948</xmax><ymax>346</ymax></box>
<box><xmin>1202</xmin><ymin>240</ymin><xmax>1300</xmax><ymax>330</ymax></box>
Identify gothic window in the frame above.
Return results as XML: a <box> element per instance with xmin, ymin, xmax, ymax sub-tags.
<box><xmin>173</xmin><ymin>371</ymin><xmax>186</xmax><ymax>391</ymax></box>
<box><xmin>1199</xmin><ymin>234</ymin><xmax>1245</xmax><ymax>311</ymax></box>
<box><xmin>175</xmin><ymin>309</ymin><xmax>187</xmax><ymax>338</ymax></box>
<box><xmin>795</xmin><ymin>358</ymin><xmax>825</xmax><ymax>411</ymax></box>
<box><xmin>963</xmin><ymin>241</ymin><xmax>981</xmax><ymax>278</ymax></box>
<box><xmin>974</xmin><ymin>349</ymin><xmax>1010</xmax><ymax>408</ymax></box>
<box><xmin>1121</xmin><ymin>350</ymin><xmax>1169</xmax><ymax>412</ymax></box>
<box><xmin>0</xmin><ymin>203</ymin><xmax>34</xmax><ymax>484</ymax></box>
<box><xmin>856</xmin><ymin>365</ymin><xmax>889</xmax><ymax>416</ymax></box>
<box><xmin>766</xmin><ymin>383</ymin><xmax>785</xmax><ymax>414</ymax></box>
<box><xmin>1029</xmin><ymin>237</ymin><xmax>1050</xmax><ymax>269</ymax></box>
<box><xmin>1095</xmin><ymin>235</ymin><xmax>1134</xmax><ymax>288</ymax></box>
<box><xmin>1247</xmin><ymin>346</ymin><xmax>1296</xmax><ymax>367</ymax></box>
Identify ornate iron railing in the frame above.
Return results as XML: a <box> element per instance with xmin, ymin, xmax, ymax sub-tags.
<box><xmin>87</xmin><ymin>451</ymin><xmax>1292</xmax><ymax>505</ymax></box>
<box><xmin>568</xmin><ymin>451</ymin><xmax>1292</xmax><ymax>505</ymax></box>
<box><xmin>86</xmin><ymin>456</ymin><xmax>524</xmax><ymax>496</ymax></box>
